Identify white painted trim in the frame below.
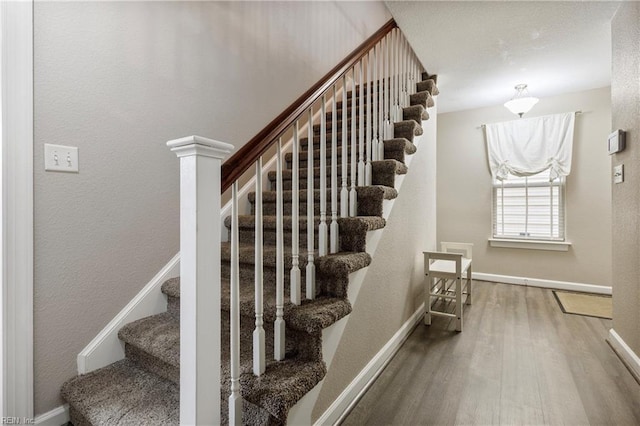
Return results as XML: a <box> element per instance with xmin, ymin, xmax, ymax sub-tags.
<box><xmin>608</xmin><ymin>329</ymin><xmax>640</xmax><ymax>382</ymax></box>
<box><xmin>473</xmin><ymin>272</ymin><xmax>611</xmax><ymax>295</ymax></box>
<box><xmin>1</xmin><ymin>0</ymin><xmax>34</xmax><ymax>418</ymax></box>
<box><xmin>77</xmin><ymin>253</ymin><xmax>179</xmax><ymax>374</ymax></box>
<box><xmin>314</xmin><ymin>303</ymin><xmax>425</xmax><ymax>426</ymax></box>
<box><xmin>489</xmin><ymin>238</ymin><xmax>571</xmax><ymax>251</ymax></box>
<box><xmin>34</xmin><ymin>404</ymin><xmax>69</xmax><ymax>426</ymax></box>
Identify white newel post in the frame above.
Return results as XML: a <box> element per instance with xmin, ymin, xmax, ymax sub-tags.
<box><xmin>167</xmin><ymin>135</ymin><xmax>234</xmax><ymax>426</ymax></box>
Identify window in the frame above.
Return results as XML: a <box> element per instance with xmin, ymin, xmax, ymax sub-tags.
<box><xmin>492</xmin><ymin>169</ymin><xmax>565</xmax><ymax>241</ymax></box>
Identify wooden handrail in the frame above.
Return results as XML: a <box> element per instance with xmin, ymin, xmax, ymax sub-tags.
<box><xmin>221</xmin><ymin>18</ymin><xmax>398</xmax><ymax>192</ymax></box>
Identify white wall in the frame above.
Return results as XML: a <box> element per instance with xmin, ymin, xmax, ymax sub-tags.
<box><xmin>437</xmin><ymin>87</ymin><xmax>612</xmax><ymax>286</ymax></box>
<box><xmin>33</xmin><ymin>1</ymin><xmax>391</xmax><ymax>415</ymax></box>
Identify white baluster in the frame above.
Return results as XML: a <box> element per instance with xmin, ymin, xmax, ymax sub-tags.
<box><xmin>358</xmin><ymin>60</ymin><xmax>365</xmax><ymax>187</ymax></box>
<box><xmin>407</xmin><ymin>38</ymin><xmax>413</xmax><ymax>100</ymax></box>
<box><xmin>372</xmin><ymin>44</ymin><xmax>378</xmax><ymax>163</ymax></box>
<box><xmin>399</xmin><ymin>32</ymin><xmax>407</xmax><ymax>107</ymax></box>
<box><xmin>290</xmin><ymin>123</ymin><xmax>301</xmax><ymax>305</ymax></box>
<box><xmin>379</xmin><ymin>39</ymin><xmax>385</xmax><ymax>160</ymax></box>
<box><xmin>410</xmin><ymin>51</ymin><xmax>416</xmax><ymax>95</ymax></box>
<box><xmin>306</xmin><ymin>108</ymin><xmax>316</xmax><ymax>299</ymax></box>
<box><xmin>384</xmin><ymin>33</ymin><xmax>394</xmax><ymax>140</ymax></box>
<box><xmin>405</xmin><ymin>37</ymin><xmax>411</xmax><ymax>105</ymax></box>
<box><xmin>319</xmin><ymin>95</ymin><xmax>328</xmax><ymax>256</ymax></box>
<box><xmin>394</xmin><ymin>28</ymin><xmax>402</xmax><ymax>122</ymax></box>
<box><xmin>275</xmin><ymin>138</ymin><xmax>285</xmax><ymax>361</ymax></box>
<box><xmin>365</xmin><ymin>52</ymin><xmax>373</xmax><ymax>186</ymax></box>
<box><xmin>389</xmin><ymin>30</ymin><xmax>395</xmax><ymax>123</ymax></box>
<box><xmin>253</xmin><ymin>158</ymin><xmax>265</xmax><ymax>376</ymax></box>
<box><xmin>229</xmin><ymin>181</ymin><xmax>242</xmax><ymax>426</ymax></box>
<box><xmin>168</xmin><ymin>136</ymin><xmax>232</xmax><ymax>426</ymax></box>
<box><xmin>330</xmin><ymin>86</ymin><xmax>339</xmax><ymax>253</ymax></box>
<box><xmin>340</xmin><ymin>75</ymin><xmax>349</xmax><ymax>218</ymax></box>
<box><xmin>349</xmin><ymin>67</ymin><xmax>358</xmax><ymax>217</ymax></box>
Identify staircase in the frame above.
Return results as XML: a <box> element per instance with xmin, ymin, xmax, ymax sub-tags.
<box><xmin>61</xmin><ymin>23</ymin><xmax>438</xmax><ymax>425</ymax></box>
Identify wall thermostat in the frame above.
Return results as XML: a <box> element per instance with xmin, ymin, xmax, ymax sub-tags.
<box><xmin>608</xmin><ymin>129</ymin><xmax>626</xmax><ymax>155</ymax></box>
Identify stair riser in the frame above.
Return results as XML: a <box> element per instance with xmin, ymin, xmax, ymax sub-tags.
<box><xmin>220</xmin><ymin>262</ymin><xmax>347</xmax><ymax>300</ymax></box>
<box><xmin>233</xmin><ymin>226</ymin><xmax>367</xmax><ymax>253</ymax></box>
<box><xmin>222</xmin><ymin>262</ymin><xmax>307</xmax><ymax>294</ymax></box>
<box><xmin>125</xmin><ymin>343</ymin><xmax>179</xmax><ymax>385</ymax></box>
<box><xmin>312</xmin><ymin>117</ymin><xmax>379</xmax><ymax>133</ymax></box>
<box><xmin>251</xmin><ymin>201</ymin><xmax>351</xmax><ymax>217</ymax></box>
<box><xmin>325</xmin><ymin>107</ymin><xmax>374</xmax><ymax>121</ymax></box>
<box><xmin>271</xmin><ymin>177</ymin><xmax>353</xmax><ymax>191</ymax></box>
<box><xmin>269</xmin><ymin>160</ymin><xmax>404</xmax><ymax>190</ymax></box>
<box><xmin>288</xmin><ymin>152</ymin><xmax>404</xmax><ymax>170</ymax></box>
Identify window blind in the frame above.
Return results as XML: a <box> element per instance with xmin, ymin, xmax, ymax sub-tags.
<box><xmin>493</xmin><ymin>169</ymin><xmax>565</xmax><ymax>240</ymax></box>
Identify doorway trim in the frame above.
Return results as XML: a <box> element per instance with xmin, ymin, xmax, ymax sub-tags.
<box><xmin>1</xmin><ymin>0</ymin><xmax>35</xmax><ymax>418</ymax></box>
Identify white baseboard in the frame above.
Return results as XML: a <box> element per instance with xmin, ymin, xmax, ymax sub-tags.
<box><xmin>473</xmin><ymin>272</ymin><xmax>612</xmax><ymax>295</ymax></box>
<box><xmin>77</xmin><ymin>253</ymin><xmax>180</xmax><ymax>374</ymax></box>
<box><xmin>608</xmin><ymin>328</ymin><xmax>640</xmax><ymax>382</ymax></box>
<box><xmin>34</xmin><ymin>405</ymin><xmax>69</xmax><ymax>426</ymax></box>
<box><xmin>314</xmin><ymin>303</ymin><xmax>425</xmax><ymax>426</ymax></box>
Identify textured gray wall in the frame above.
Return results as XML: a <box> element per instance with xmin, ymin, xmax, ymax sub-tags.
<box><xmin>611</xmin><ymin>2</ymin><xmax>640</xmax><ymax>355</ymax></box>
<box><xmin>437</xmin><ymin>87</ymin><xmax>612</xmax><ymax>286</ymax></box>
<box><xmin>33</xmin><ymin>1</ymin><xmax>391</xmax><ymax>415</ymax></box>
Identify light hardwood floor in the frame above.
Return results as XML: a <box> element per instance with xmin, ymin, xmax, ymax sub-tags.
<box><xmin>341</xmin><ymin>281</ymin><xmax>640</xmax><ymax>426</ymax></box>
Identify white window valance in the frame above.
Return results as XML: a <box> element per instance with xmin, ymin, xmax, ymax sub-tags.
<box><xmin>485</xmin><ymin>112</ymin><xmax>576</xmax><ymax>181</ymax></box>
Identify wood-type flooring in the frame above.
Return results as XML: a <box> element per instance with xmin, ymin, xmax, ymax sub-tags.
<box><xmin>342</xmin><ymin>281</ymin><xmax>640</xmax><ymax>426</ymax></box>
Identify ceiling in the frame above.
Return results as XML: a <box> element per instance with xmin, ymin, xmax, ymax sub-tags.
<box><xmin>386</xmin><ymin>1</ymin><xmax>622</xmax><ymax>114</ymax></box>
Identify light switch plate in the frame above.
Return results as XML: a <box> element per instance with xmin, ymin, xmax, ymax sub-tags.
<box><xmin>614</xmin><ymin>164</ymin><xmax>624</xmax><ymax>184</ymax></box>
<box><xmin>44</xmin><ymin>144</ymin><xmax>79</xmax><ymax>173</ymax></box>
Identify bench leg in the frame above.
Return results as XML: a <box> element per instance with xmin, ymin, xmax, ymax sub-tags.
<box><xmin>424</xmin><ymin>276</ymin><xmax>432</xmax><ymax>326</ymax></box>
<box><xmin>455</xmin><ymin>276</ymin><xmax>462</xmax><ymax>332</ymax></box>
<box><xmin>466</xmin><ymin>266</ymin><xmax>472</xmax><ymax>305</ymax></box>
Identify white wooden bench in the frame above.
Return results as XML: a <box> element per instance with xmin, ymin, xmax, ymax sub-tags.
<box><xmin>423</xmin><ymin>242</ymin><xmax>473</xmax><ymax>332</ymax></box>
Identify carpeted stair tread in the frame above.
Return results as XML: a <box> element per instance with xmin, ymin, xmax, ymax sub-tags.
<box><xmin>285</xmin><ymin>297</ymin><xmax>353</xmax><ymax>333</ymax></box>
<box><xmin>379</xmin><ymin>158</ymin><xmax>409</xmax><ymax>174</ymax></box>
<box><xmin>421</xmin><ymin>72</ymin><xmax>438</xmax><ymax>83</ymax></box>
<box><xmin>288</xmin><ymin>138</ymin><xmax>416</xmax><ymax>165</ymax></box>
<box><xmin>241</xmin><ymin>358</ymin><xmax>325</xmax><ymax>423</ymax></box>
<box><xmin>229</xmin><ymin>213</ymin><xmax>388</xmax><ymax>232</ymax></box>
<box><xmin>61</xmin><ymin>359</ymin><xmax>179</xmax><ymax>425</ymax></box>
<box><xmin>161</xmin><ymin>277</ymin><xmax>180</xmax><ymax>299</ymax></box>
<box><xmin>416</xmin><ymin>79</ymin><xmax>439</xmax><ymax>96</ymax></box>
<box><xmin>313</xmin><ymin>119</ymin><xmax>422</xmax><ymax>138</ymax></box>
<box><xmin>393</xmin><ymin>120</ymin><xmax>420</xmax><ymax>142</ymax></box>
<box><xmin>269</xmin><ymin>160</ymin><xmax>406</xmax><ymax>192</ymax></box>
<box><xmin>249</xmin><ymin>187</ymin><xmax>395</xmax><ymax>218</ymax></box>
<box><xmin>246</xmin><ymin>185</ymin><xmax>397</xmax><ymax>204</ymax></box>
<box><xmin>118</xmin><ymin>312</ymin><xmax>179</xmax><ymax>372</ymax></box>
<box><xmin>220</xmin><ymin>241</ymin><xmax>374</xmax><ymax>271</ymax></box>
<box><xmin>313</xmin><ymin>112</ymin><xmax>425</xmax><ymax>135</ymax></box>
<box><xmin>403</xmin><ymin>104</ymin><xmax>428</xmax><ymax>125</ymax></box>
<box><xmin>371</xmin><ymin>159</ymin><xmax>407</xmax><ymax>188</ymax></box>
<box><xmin>410</xmin><ymin>91</ymin><xmax>434</xmax><ymax>110</ymax></box>
<box><xmin>384</xmin><ymin>138</ymin><xmax>417</xmax><ymax>157</ymax></box>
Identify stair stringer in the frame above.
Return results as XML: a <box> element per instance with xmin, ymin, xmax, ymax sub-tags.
<box><xmin>287</xmin><ymin>111</ymin><xmax>437</xmax><ymax>425</ymax></box>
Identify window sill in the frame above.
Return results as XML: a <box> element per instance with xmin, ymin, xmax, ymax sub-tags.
<box><xmin>488</xmin><ymin>238</ymin><xmax>571</xmax><ymax>252</ymax></box>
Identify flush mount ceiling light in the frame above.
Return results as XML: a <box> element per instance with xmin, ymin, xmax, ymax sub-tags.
<box><xmin>504</xmin><ymin>84</ymin><xmax>539</xmax><ymax>118</ymax></box>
